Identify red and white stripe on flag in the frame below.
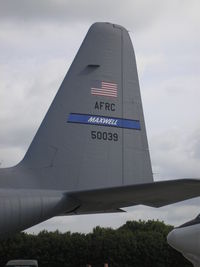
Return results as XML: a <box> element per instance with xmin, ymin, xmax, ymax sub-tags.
<box><xmin>91</xmin><ymin>81</ymin><xmax>118</xmax><ymax>98</ymax></box>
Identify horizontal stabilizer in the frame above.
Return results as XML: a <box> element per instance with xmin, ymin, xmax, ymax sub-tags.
<box><xmin>60</xmin><ymin>208</ymin><xmax>125</xmax><ymax>216</ymax></box>
<box><xmin>67</xmin><ymin>179</ymin><xmax>200</xmax><ymax>214</ymax></box>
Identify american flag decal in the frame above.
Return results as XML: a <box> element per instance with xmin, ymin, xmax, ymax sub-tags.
<box><xmin>91</xmin><ymin>81</ymin><xmax>118</xmax><ymax>98</ymax></box>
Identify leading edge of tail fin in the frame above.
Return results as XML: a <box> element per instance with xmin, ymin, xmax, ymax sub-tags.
<box><xmin>21</xmin><ymin>22</ymin><xmax>153</xmax><ymax>190</ymax></box>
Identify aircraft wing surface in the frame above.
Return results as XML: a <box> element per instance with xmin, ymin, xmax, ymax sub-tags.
<box><xmin>67</xmin><ymin>179</ymin><xmax>200</xmax><ymax>214</ymax></box>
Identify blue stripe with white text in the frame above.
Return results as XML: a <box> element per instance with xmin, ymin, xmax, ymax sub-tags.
<box><xmin>67</xmin><ymin>113</ymin><xmax>141</xmax><ymax>130</ymax></box>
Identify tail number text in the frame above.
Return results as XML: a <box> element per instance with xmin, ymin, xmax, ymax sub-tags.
<box><xmin>91</xmin><ymin>131</ymin><xmax>118</xmax><ymax>141</ymax></box>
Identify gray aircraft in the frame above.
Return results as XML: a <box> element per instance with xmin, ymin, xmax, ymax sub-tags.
<box><xmin>167</xmin><ymin>215</ymin><xmax>200</xmax><ymax>267</ymax></box>
<box><xmin>1</xmin><ymin>22</ymin><xmax>200</xmax><ymax>238</ymax></box>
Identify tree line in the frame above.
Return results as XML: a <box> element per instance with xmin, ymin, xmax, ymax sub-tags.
<box><xmin>0</xmin><ymin>220</ymin><xmax>192</xmax><ymax>267</ymax></box>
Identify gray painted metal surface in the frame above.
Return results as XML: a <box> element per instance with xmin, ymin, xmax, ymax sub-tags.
<box><xmin>167</xmin><ymin>215</ymin><xmax>200</xmax><ymax>267</ymax></box>
<box><xmin>0</xmin><ymin>22</ymin><xmax>153</xmax><ymax>190</ymax></box>
<box><xmin>0</xmin><ymin>22</ymin><xmax>200</xmax><ymax>238</ymax></box>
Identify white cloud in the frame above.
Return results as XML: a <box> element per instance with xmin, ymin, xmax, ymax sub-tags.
<box><xmin>0</xmin><ymin>0</ymin><xmax>164</xmax><ymax>30</ymax></box>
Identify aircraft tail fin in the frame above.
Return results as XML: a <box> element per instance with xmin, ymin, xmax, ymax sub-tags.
<box><xmin>21</xmin><ymin>22</ymin><xmax>153</xmax><ymax>190</ymax></box>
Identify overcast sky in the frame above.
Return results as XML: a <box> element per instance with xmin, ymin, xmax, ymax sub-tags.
<box><xmin>1</xmin><ymin>0</ymin><xmax>200</xmax><ymax>234</ymax></box>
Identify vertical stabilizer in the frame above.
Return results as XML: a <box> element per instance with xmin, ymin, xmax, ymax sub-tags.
<box><xmin>20</xmin><ymin>22</ymin><xmax>153</xmax><ymax>190</ymax></box>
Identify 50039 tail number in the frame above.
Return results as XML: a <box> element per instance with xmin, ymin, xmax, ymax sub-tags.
<box><xmin>91</xmin><ymin>131</ymin><xmax>118</xmax><ymax>141</ymax></box>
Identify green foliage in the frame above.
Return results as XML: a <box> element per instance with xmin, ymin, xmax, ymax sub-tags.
<box><xmin>0</xmin><ymin>220</ymin><xmax>192</xmax><ymax>267</ymax></box>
